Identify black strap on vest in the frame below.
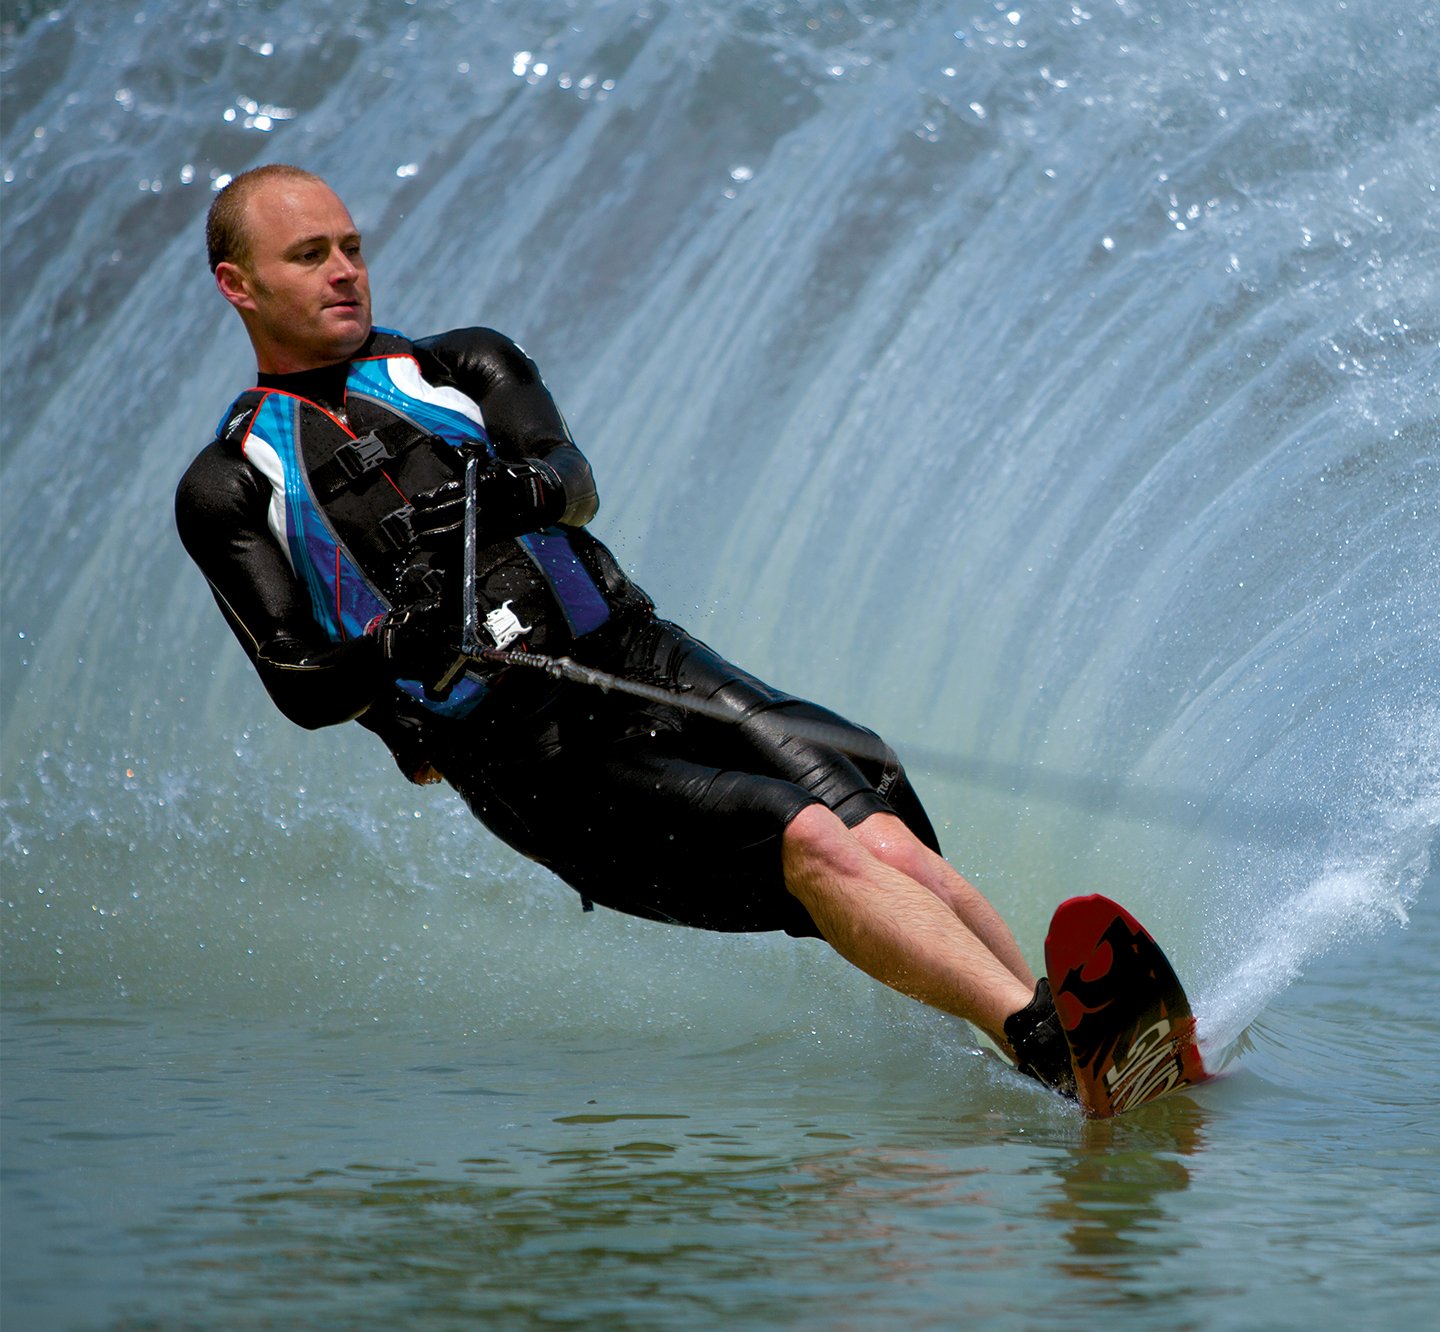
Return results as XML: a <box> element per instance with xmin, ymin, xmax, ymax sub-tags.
<box><xmin>310</xmin><ymin>419</ymin><xmax>435</xmax><ymax>501</ymax></box>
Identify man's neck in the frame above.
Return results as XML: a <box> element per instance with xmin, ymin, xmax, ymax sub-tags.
<box><xmin>255</xmin><ymin>330</ymin><xmax>382</xmax><ymax>418</ymax></box>
<box><xmin>256</xmin><ymin>359</ymin><xmax>352</xmax><ymax>412</ymax></box>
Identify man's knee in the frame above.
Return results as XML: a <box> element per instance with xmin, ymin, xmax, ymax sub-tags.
<box><xmin>782</xmin><ymin>800</ymin><xmax>841</xmax><ymax>859</ymax></box>
<box><xmin>851</xmin><ymin>810</ymin><xmax>937</xmax><ymax>883</ymax></box>
<box><xmin>781</xmin><ymin>801</ymin><xmax>870</xmax><ymax>891</ymax></box>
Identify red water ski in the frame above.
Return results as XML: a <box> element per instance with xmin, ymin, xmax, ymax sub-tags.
<box><xmin>1044</xmin><ymin>894</ymin><xmax>1210</xmax><ymax>1117</ymax></box>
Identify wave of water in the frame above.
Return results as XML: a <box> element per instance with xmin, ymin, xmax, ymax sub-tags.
<box><xmin>3</xmin><ymin>0</ymin><xmax>1436</xmax><ymax>1042</ymax></box>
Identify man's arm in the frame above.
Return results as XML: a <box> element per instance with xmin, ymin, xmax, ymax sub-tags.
<box><xmin>175</xmin><ymin>437</ymin><xmax>393</xmax><ymax>729</ymax></box>
<box><xmin>413</xmin><ymin>327</ymin><xmax>599</xmax><ymax>527</ymax></box>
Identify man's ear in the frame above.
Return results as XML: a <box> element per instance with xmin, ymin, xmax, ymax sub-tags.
<box><xmin>215</xmin><ymin>261</ymin><xmax>255</xmax><ymax>312</ymax></box>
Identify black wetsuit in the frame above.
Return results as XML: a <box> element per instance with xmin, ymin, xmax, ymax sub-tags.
<box><xmin>175</xmin><ymin>327</ymin><xmax>938</xmax><ymax>935</ymax></box>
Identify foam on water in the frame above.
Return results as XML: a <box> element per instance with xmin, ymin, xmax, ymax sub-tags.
<box><xmin>1198</xmin><ymin>703</ymin><xmax>1440</xmax><ymax>1052</ymax></box>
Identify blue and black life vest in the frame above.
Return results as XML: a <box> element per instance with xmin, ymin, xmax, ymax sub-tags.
<box><xmin>216</xmin><ymin>329</ymin><xmax>613</xmax><ymax>718</ymax></box>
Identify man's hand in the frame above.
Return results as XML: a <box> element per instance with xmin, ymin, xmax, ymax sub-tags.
<box><xmin>409</xmin><ymin>456</ymin><xmax>566</xmax><ymax>549</ymax></box>
<box><xmin>365</xmin><ymin>599</ymin><xmax>466</xmax><ymax>697</ymax></box>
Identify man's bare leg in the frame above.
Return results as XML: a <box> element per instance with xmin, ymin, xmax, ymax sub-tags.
<box><xmin>781</xmin><ymin>802</ymin><xmax>1034</xmax><ymax>1049</ymax></box>
<box><xmin>851</xmin><ymin>811</ymin><xmax>1036</xmax><ymax>989</ymax></box>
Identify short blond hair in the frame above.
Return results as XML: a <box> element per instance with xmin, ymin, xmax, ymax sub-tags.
<box><xmin>206</xmin><ymin>163</ymin><xmax>327</xmax><ymax>272</ymax></box>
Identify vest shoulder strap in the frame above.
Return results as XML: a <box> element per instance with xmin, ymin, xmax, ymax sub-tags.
<box><xmin>362</xmin><ymin>328</ymin><xmax>416</xmax><ymax>358</ymax></box>
<box><xmin>215</xmin><ymin>388</ymin><xmax>267</xmax><ymax>448</ymax></box>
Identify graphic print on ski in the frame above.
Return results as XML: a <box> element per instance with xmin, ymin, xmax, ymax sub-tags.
<box><xmin>1044</xmin><ymin>894</ymin><xmax>1210</xmax><ymax>1117</ymax></box>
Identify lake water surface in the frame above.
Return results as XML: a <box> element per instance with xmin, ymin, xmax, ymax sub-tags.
<box><xmin>3</xmin><ymin>0</ymin><xmax>1437</xmax><ymax>1325</ymax></box>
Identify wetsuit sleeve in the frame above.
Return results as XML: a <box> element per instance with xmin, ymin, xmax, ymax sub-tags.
<box><xmin>174</xmin><ymin>437</ymin><xmax>393</xmax><ymax>729</ymax></box>
<box><xmin>412</xmin><ymin>327</ymin><xmax>599</xmax><ymax>526</ymax></box>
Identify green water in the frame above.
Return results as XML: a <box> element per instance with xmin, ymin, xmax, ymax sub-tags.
<box><xmin>4</xmin><ymin>866</ymin><xmax>1435</xmax><ymax>1330</ymax></box>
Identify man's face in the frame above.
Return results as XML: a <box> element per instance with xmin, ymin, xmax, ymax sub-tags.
<box><xmin>217</xmin><ymin>178</ymin><xmax>372</xmax><ymax>373</ymax></box>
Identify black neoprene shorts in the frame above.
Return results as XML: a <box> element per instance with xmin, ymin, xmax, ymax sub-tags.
<box><xmin>437</xmin><ymin>618</ymin><xmax>940</xmax><ymax>936</ymax></box>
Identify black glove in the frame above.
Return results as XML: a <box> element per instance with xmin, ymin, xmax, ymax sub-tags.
<box><xmin>409</xmin><ymin>456</ymin><xmax>566</xmax><ymax>549</ymax></box>
<box><xmin>366</xmin><ymin>599</ymin><xmax>466</xmax><ymax>698</ymax></box>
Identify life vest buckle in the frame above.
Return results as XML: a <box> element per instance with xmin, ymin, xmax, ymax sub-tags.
<box><xmin>379</xmin><ymin>504</ymin><xmax>417</xmax><ymax>549</ymax></box>
<box><xmin>333</xmin><ymin>430</ymin><xmax>394</xmax><ymax>480</ymax></box>
<box><xmin>484</xmin><ymin>600</ymin><xmax>532</xmax><ymax>651</ymax></box>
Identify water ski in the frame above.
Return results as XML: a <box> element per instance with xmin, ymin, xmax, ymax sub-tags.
<box><xmin>1044</xmin><ymin>893</ymin><xmax>1210</xmax><ymax>1117</ymax></box>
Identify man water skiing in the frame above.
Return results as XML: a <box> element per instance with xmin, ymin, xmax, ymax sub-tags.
<box><xmin>175</xmin><ymin>164</ymin><xmax>1070</xmax><ymax>1095</ymax></box>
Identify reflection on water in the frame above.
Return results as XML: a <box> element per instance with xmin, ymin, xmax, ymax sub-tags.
<box><xmin>3</xmin><ymin>998</ymin><xmax>1227</xmax><ymax>1329</ymax></box>
<box><xmin>1049</xmin><ymin>1099</ymin><xmax>1208</xmax><ymax>1275</ymax></box>
<box><xmin>140</xmin><ymin>1104</ymin><xmax>1214</xmax><ymax>1327</ymax></box>
<box><xmin>9</xmin><ymin>966</ymin><xmax>1438</xmax><ymax>1330</ymax></box>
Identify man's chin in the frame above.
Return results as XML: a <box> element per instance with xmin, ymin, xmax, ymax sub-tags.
<box><xmin>259</xmin><ymin>312</ymin><xmax>373</xmax><ymax>372</ymax></box>
<box><xmin>327</xmin><ymin>315</ymin><xmax>372</xmax><ymax>358</ymax></box>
